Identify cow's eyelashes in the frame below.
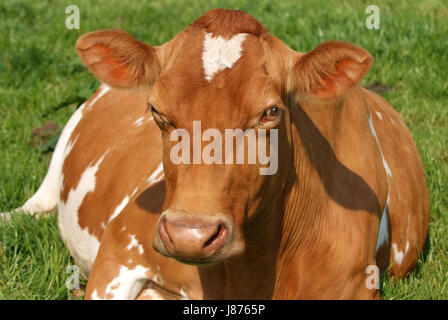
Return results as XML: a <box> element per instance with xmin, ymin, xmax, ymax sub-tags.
<box><xmin>149</xmin><ymin>104</ymin><xmax>176</xmax><ymax>128</ymax></box>
<box><xmin>260</xmin><ymin>105</ymin><xmax>282</xmax><ymax>124</ymax></box>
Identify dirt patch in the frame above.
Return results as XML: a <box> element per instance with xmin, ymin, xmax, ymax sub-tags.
<box><xmin>365</xmin><ymin>82</ymin><xmax>392</xmax><ymax>94</ymax></box>
<box><xmin>29</xmin><ymin>122</ymin><xmax>61</xmax><ymax>154</ymax></box>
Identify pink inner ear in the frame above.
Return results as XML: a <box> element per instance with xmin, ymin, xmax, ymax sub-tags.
<box><xmin>84</xmin><ymin>45</ymin><xmax>133</xmax><ymax>88</ymax></box>
<box><xmin>313</xmin><ymin>58</ymin><xmax>361</xmax><ymax>99</ymax></box>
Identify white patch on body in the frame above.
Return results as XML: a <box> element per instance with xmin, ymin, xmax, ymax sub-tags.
<box><xmin>383</xmin><ymin>159</ymin><xmax>392</xmax><ymax>177</ymax></box>
<box><xmin>126</xmin><ymin>234</ymin><xmax>144</xmax><ymax>255</ymax></box>
<box><xmin>392</xmin><ymin>241</ymin><xmax>410</xmax><ymax>266</ymax></box>
<box><xmin>2</xmin><ymin>83</ymin><xmax>111</xmax><ymax>219</ymax></box>
<box><xmin>369</xmin><ymin>114</ymin><xmax>392</xmax><ymax>254</ymax></box>
<box><xmin>108</xmin><ymin>187</ymin><xmax>139</xmax><ymax>223</ymax></box>
<box><xmin>87</xmin><ymin>84</ymin><xmax>111</xmax><ymax>111</ymax></box>
<box><xmin>392</xmin><ymin>212</ymin><xmax>412</xmax><ymax>266</ymax></box>
<box><xmin>133</xmin><ymin>117</ymin><xmax>144</xmax><ymax>127</ymax></box>
<box><xmin>91</xmin><ymin>265</ymin><xmax>149</xmax><ymax>300</ymax></box>
<box><xmin>152</xmin><ymin>273</ymin><xmax>164</xmax><ymax>285</ymax></box>
<box><xmin>147</xmin><ymin>163</ymin><xmax>164</xmax><ymax>185</ymax></box>
<box><xmin>58</xmin><ymin>153</ymin><xmax>108</xmax><ymax>278</ymax></box>
<box><xmin>375</xmin><ymin>194</ymin><xmax>390</xmax><ymax>255</ymax></box>
<box><xmin>375</xmin><ymin>111</ymin><xmax>383</xmax><ymax>120</ymax></box>
<box><xmin>180</xmin><ymin>287</ymin><xmax>190</xmax><ymax>300</ymax></box>
<box><xmin>140</xmin><ymin>281</ymin><xmax>165</xmax><ymax>300</ymax></box>
<box><xmin>202</xmin><ymin>32</ymin><xmax>248</xmax><ymax>81</ymax></box>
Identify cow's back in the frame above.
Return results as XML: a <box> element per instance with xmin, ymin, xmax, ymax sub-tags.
<box><xmin>58</xmin><ymin>85</ymin><xmax>163</xmax><ymax>276</ymax></box>
<box><xmin>364</xmin><ymin>88</ymin><xmax>429</xmax><ymax>276</ymax></box>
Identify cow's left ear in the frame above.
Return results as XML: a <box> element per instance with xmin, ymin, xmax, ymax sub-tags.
<box><xmin>290</xmin><ymin>41</ymin><xmax>372</xmax><ymax>99</ymax></box>
<box><xmin>76</xmin><ymin>29</ymin><xmax>162</xmax><ymax>88</ymax></box>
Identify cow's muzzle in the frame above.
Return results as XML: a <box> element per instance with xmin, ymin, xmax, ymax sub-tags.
<box><xmin>153</xmin><ymin>210</ymin><xmax>232</xmax><ymax>264</ymax></box>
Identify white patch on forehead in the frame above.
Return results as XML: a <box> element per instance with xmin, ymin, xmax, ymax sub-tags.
<box><xmin>92</xmin><ymin>265</ymin><xmax>149</xmax><ymax>300</ymax></box>
<box><xmin>126</xmin><ymin>234</ymin><xmax>144</xmax><ymax>255</ymax></box>
<box><xmin>58</xmin><ymin>152</ymin><xmax>108</xmax><ymax>278</ymax></box>
<box><xmin>202</xmin><ymin>32</ymin><xmax>248</xmax><ymax>82</ymax></box>
<box><xmin>147</xmin><ymin>163</ymin><xmax>164</xmax><ymax>185</ymax></box>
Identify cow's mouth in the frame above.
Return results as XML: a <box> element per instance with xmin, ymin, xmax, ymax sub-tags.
<box><xmin>152</xmin><ymin>212</ymin><xmax>239</xmax><ymax>264</ymax></box>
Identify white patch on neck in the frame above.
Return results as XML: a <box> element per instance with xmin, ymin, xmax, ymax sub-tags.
<box><xmin>147</xmin><ymin>163</ymin><xmax>164</xmax><ymax>185</ymax></box>
<box><xmin>108</xmin><ymin>187</ymin><xmax>138</xmax><ymax>223</ymax></box>
<box><xmin>87</xmin><ymin>83</ymin><xmax>111</xmax><ymax>110</ymax></box>
<box><xmin>202</xmin><ymin>32</ymin><xmax>248</xmax><ymax>82</ymax></box>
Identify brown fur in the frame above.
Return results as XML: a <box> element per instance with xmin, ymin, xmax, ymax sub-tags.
<box><xmin>59</xmin><ymin>9</ymin><xmax>429</xmax><ymax>299</ymax></box>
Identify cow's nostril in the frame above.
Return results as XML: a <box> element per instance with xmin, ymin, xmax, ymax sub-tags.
<box><xmin>158</xmin><ymin>218</ymin><xmax>174</xmax><ymax>250</ymax></box>
<box><xmin>202</xmin><ymin>223</ymin><xmax>229</xmax><ymax>252</ymax></box>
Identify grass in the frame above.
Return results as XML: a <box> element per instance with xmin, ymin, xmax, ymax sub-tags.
<box><xmin>0</xmin><ymin>0</ymin><xmax>447</xmax><ymax>299</ymax></box>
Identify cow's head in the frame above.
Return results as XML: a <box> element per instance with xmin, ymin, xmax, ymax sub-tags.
<box><xmin>77</xmin><ymin>9</ymin><xmax>372</xmax><ymax>265</ymax></box>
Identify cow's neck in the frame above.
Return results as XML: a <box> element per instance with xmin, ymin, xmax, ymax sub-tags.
<box><xmin>198</xmin><ymin>88</ymin><xmax>374</xmax><ymax>299</ymax></box>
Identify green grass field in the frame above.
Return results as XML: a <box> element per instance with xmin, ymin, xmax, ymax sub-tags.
<box><xmin>0</xmin><ymin>0</ymin><xmax>447</xmax><ymax>299</ymax></box>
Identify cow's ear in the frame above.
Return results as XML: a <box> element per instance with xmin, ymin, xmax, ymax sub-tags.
<box><xmin>290</xmin><ymin>41</ymin><xmax>372</xmax><ymax>99</ymax></box>
<box><xmin>76</xmin><ymin>29</ymin><xmax>161</xmax><ymax>88</ymax></box>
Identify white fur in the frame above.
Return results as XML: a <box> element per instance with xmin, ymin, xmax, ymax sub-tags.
<box><xmin>375</xmin><ymin>111</ymin><xmax>383</xmax><ymax>120</ymax></box>
<box><xmin>107</xmin><ymin>187</ymin><xmax>138</xmax><ymax>223</ymax></box>
<box><xmin>126</xmin><ymin>234</ymin><xmax>144</xmax><ymax>255</ymax></box>
<box><xmin>368</xmin><ymin>113</ymin><xmax>392</xmax><ymax>255</ymax></box>
<box><xmin>180</xmin><ymin>287</ymin><xmax>190</xmax><ymax>300</ymax></box>
<box><xmin>133</xmin><ymin>117</ymin><xmax>144</xmax><ymax>127</ymax></box>
<box><xmin>140</xmin><ymin>282</ymin><xmax>165</xmax><ymax>300</ymax></box>
<box><xmin>202</xmin><ymin>32</ymin><xmax>248</xmax><ymax>81</ymax></box>
<box><xmin>1</xmin><ymin>84</ymin><xmax>111</xmax><ymax>219</ymax></box>
<box><xmin>91</xmin><ymin>265</ymin><xmax>149</xmax><ymax>300</ymax></box>
<box><xmin>147</xmin><ymin>163</ymin><xmax>164</xmax><ymax>185</ymax></box>
<box><xmin>86</xmin><ymin>84</ymin><xmax>110</xmax><ymax>111</ymax></box>
<box><xmin>58</xmin><ymin>153</ymin><xmax>107</xmax><ymax>278</ymax></box>
<box><xmin>392</xmin><ymin>241</ymin><xmax>409</xmax><ymax>266</ymax></box>
<box><xmin>375</xmin><ymin>194</ymin><xmax>390</xmax><ymax>255</ymax></box>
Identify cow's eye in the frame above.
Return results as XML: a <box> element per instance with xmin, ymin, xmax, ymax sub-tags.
<box><xmin>261</xmin><ymin>105</ymin><xmax>281</xmax><ymax>123</ymax></box>
<box><xmin>149</xmin><ymin>103</ymin><xmax>176</xmax><ymax>129</ymax></box>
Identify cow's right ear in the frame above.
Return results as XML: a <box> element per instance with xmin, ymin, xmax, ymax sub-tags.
<box><xmin>76</xmin><ymin>29</ymin><xmax>161</xmax><ymax>88</ymax></box>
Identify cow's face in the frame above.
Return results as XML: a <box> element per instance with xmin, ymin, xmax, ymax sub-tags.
<box><xmin>147</xmin><ymin>31</ymin><xmax>288</xmax><ymax>264</ymax></box>
<box><xmin>77</xmin><ymin>9</ymin><xmax>372</xmax><ymax>265</ymax></box>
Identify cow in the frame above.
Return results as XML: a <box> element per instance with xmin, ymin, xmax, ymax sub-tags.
<box><xmin>4</xmin><ymin>9</ymin><xmax>429</xmax><ymax>299</ymax></box>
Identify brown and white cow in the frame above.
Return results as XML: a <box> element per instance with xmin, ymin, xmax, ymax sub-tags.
<box><xmin>7</xmin><ymin>9</ymin><xmax>429</xmax><ymax>299</ymax></box>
